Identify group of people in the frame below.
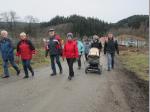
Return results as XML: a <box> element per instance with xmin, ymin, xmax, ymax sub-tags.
<box><xmin>0</xmin><ymin>30</ymin><xmax>35</xmax><ymax>78</ymax></box>
<box><xmin>0</xmin><ymin>29</ymin><xmax>119</xmax><ymax>80</ymax></box>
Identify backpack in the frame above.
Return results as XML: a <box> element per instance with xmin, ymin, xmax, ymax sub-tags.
<box><xmin>55</xmin><ymin>35</ymin><xmax>63</xmax><ymax>56</ymax></box>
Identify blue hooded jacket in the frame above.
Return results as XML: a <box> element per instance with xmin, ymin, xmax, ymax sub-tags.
<box><xmin>83</xmin><ymin>41</ymin><xmax>91</xmax><ymax>54</ymax></box>
<box><xmin>77</xmin><ymin>40</ymin><xmax>84</xmax><ymax>55</ymax></box>
<box><xmin>0</xmin><ymin>38</ymin><xmax>14</xmax><ymax>61</ymax></box>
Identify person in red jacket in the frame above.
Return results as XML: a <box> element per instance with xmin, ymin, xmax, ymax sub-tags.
<box><xmin>16</xmin><ymin>32</ymin><xmax>35</xmax><ymax>79</ymax></box>
<box><xmin>63</xmin><ymin>33</ymin><xmax>78</xmax><ymax>80</ymax></box>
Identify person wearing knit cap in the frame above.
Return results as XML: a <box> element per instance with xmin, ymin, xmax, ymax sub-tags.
<box><xmin>63</xmin><ymin>33</ymin><xmax>79</xmax><ymax>80</ymax></box>
<box><xmin>91</xmin><ymin>35</ymin><xmax>102</xmax><ymax>55</ymax></box>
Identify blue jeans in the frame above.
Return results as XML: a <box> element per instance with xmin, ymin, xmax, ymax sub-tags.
<box><xmin>50</xmin><ymin>55</ymin><xmax>62</xmax><ymax>74</ymax></box>
<box><xmin>107</xmin><ymin>53</ymin><xmax>115</xmax><ymax>70</ymax></box>
<box><xmin>2</xmin><ymin>58</ymin><xmax>19</xmax><ymax>76</ymax></box>
<box><xmin>22</xmin><ymin>60</ymin><xmax>34</xmax><ymax>76</ymax></box>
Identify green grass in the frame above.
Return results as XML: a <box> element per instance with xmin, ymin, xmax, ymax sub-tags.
<box><xmin>119</xmin><ymin>51</ymin><xmax>149</xmax><ymax>81</ymax></box>
<box><xmin>31</xmin><ymin>49</ymin><xmax>50</xmax><ymax>67</ymax></box>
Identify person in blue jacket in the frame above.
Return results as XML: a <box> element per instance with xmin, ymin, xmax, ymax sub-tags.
<box><xmin>74</xmin><ymin>38</ymin><xmax>85</xmax><ymax>69</ymax></box>
<box><xmin>83</xmin><ymin>36</ymin><xmax>91</xmax><ymax>61</ymax></box>
<box><xmin>0</xmin><ymin>30</ymin><xmax>20</xmax><ymax>78</ymax></box>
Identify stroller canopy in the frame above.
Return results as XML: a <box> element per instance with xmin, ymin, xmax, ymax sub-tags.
<box><xmin>88</xmin><ymin>48</ymin><xmax>100</xmax><ymax>57</ymax></box>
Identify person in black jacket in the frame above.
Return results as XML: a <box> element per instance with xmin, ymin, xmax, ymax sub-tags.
<box><xmin>45</xmin><ymin>28</ymin><xmax>62</xmax><ymax>76</ymax></box>
<box><xmin>91</xmin><ymin>35</ymin><xmax>102</xmax><ymax>54</ymax></box>
<box><xmin>104</xmin><ymin>33</ymin><xmax>119</xmax><ymax>71</ymax></box>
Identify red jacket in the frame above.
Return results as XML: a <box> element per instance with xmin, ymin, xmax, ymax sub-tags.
<box><xmin>63</xmin><ymin>40</ymin><xmax>78</xmax><ymax>58</ymax></box>
<box><xmin>16</xmin><ymin>40</ymin><xmax>35</xmax><ymax>60</ymax></box>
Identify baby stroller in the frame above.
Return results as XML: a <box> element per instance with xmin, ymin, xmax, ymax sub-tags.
<box><xmin>85</xmin><ymin>48</ymin><xmax>102</xmax><ymax>74</ymax></box>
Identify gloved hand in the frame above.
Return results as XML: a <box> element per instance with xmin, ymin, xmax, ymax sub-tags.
<box><xmin>45</xmin><ymin>50</ymin><xmax>49</xmax><ymax>58</ymax></box>
<box><xmin>74</xmin><ymin>58</ymin><xmax>77</xmax><ymax>62</ymax></box>
<box><xmin>16</xmin><ymin>59</ymin><xmax>20</xmax><ymax>64</ymax></box>
<box><xmin>62</xmin><ymin>57</ymin><xmax>65</xmax><ymax>61</ymax></box>
<box><xmin>16</xmin><ymin>52</ymin><xmax>20</xmax><ymax>56</ymax></box>
<box><xmin>32</xmin><ymin>50</ymin><xmax>36</xmax><ymax>55</ymax></box>
<box><xmin>117</xmin><ymin>51</ymin><xmax>119</xmax><ymax>55</ymax></box>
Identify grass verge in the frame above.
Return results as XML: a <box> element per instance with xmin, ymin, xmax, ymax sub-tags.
<box><xmin>119</xmin><ymin>50</ymin><xmax>149</xmax><ymax>81</ymax></box>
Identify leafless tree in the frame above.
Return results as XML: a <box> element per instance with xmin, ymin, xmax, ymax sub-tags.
<box><xmin>0</xmin><ymin>11</ymin><xmax>19</xmax><ymax>37</ymax></box>
<box><xmin>24</xmin><ymin>15</ymin><xmax>39</xmax><ymax>37</ymax></box>
<box><xmin>25</xmin><ymin>15</ymin><xmax>38</xmax><ymax>23</ymax></box>
<box><xmin>0</xmin><ymin>12</ymin><xmax>10</xmax><ymax>26</ymax></box>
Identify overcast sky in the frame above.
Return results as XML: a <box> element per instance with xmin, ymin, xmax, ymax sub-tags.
<box><xmin>0</xmin><ymin>0</ymin><xmax>149</xmax><ymax>23</ymax></box>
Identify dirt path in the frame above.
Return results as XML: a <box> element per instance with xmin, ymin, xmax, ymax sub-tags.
<box><xmin>0</xmin><ymin>54</ymin><xmax>148</xmax><ymax>112</ymax></box>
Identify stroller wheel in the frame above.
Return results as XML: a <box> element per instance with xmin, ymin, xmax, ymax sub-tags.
<box><xmin>98</xmin><ymin>65</ymin><xmax>102</xmax><ymax>75</ymax></box>
<box><xmin>98</xmin><ymin>69</ymin><xmax>101</xmax><ymax>75</ymax></box>
<box><xmin>85</xmin><ymin>67</ymin><xmax>88</xmax><ymax>74</ymax></box>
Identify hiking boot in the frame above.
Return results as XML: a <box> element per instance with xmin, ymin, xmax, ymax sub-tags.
<box><xmin>78</xmin><ymin>66</ymin><xmax>81</xmax><ymax>70</ymax></box>
<box><xmin>68</xmin><ymin>76</ymin><xmax>72</xmax><ymax>80</ymax></box>
<box><xmin>51</xmin><ymin>73</ymin><xmax>56</xmax><ymax>76</ymax></box>
<box><xmin>2</xmin><ymin>76</ymin><xmax>9</xmax><ymax>78</ymax></box>
<box><xmin>107</xmin><ymin>68</ymin><xmax>111</xmax><ymax>71</ymax></box>
<box><xmin>60</xmin><ymin>69</ymin><xmax>63</xmax><ymax>74</ymax></box>
<box><xmin>23</xmin><ymin>75</ymin><xmax>29</xmax><ymax>79</ymax></box>
<box><xmin>112</xmin><ymin>66</ymin><xmax>114</xmax><ymax>69</ymax></box>
<box><xmin>31</xmin><ymin>72</ymin><xmax>34</xmax><ymax>77</ymax></box>
<box><xmin>17</xmin><ymin>70</ymin><xmax>21</xmax><ymax>76</ymax></box>
<box><xmin>71</xmin><ymin>72</ymin><xmax>74</xmax><ymax>77</ymax></box>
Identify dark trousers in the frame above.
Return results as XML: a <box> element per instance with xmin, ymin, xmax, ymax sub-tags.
<box><xmin>78</xmin><ymin>55</ymin><xmax>81</xmax><ymax>67</ymax></box>
<box><xmin>50</xmin><ymin>55</ymin><xmax>62</xmax><ymax>74</ymax></box>
<box><xmin>85</xmin><ymin>53</ymin><xmax>88</xmax><ymax>61</ymax></box>
<box><xmin>2</xmin><ymin>58</ymin><xmax>19</xmax><ymax>76</ymax></box>
<box><xmin>22</xmin><ymin>60</ymin><xmax>34</xmax><ymax>76</ymax></box>
<box><xmin>66</xmin><ymin>58</ymin><xmax>74</xmax><ymax>77</ymax></box>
